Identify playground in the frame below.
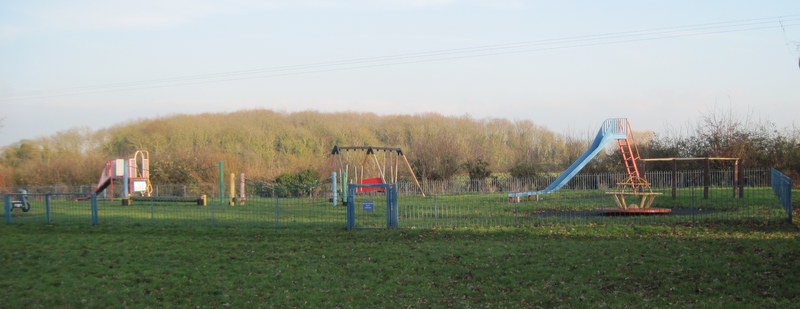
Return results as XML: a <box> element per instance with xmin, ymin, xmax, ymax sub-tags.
<box><xmin>2</xmin><ymin>173</ymin><xmax>791</xmax><ymax>228</ymax></box>
<box><xmin>1</xmin><ymin>118</ymin><xmax>798</xmax><ymax>308</ymax></box>
<box><xmin>3</xmin><ymin>118</ymin><xmax>794</xmax><ymax>228</ymax></box>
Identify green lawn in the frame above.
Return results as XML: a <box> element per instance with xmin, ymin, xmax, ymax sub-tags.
<box><xmin>1</xmin><ymin>222</ymin><xmax>799</xmax><ymax>308</ymax></box>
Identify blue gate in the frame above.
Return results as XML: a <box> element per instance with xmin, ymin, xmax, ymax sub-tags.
<box><xmin>346</xmin><ymin>184</ymin><xmax>398</xmax><ymax>230</ymax></box>
<box><xmin>771</xmin><ymin>168</ymin><xmax>793</xmax><ymax>223</ymax></box>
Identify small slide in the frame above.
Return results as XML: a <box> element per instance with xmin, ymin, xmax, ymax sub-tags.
<box><xmin>77</xmin><ymin>165</ymin><xmax>113</xmax><ymax>200</ymax></box>
<box><xmin>509</xmin><ymin>118</ymin><xmax>628</xmax><ymax>198</ymax></box>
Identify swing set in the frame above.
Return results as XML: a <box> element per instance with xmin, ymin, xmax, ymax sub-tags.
<box><xmin>331</xmin><ymin>146</ymin><xmax>425</xmax><ymax>200</ymax></box>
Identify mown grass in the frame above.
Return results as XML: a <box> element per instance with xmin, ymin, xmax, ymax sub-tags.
<box><xmin>1</xmin><ymin>222</ymin><xmax>798</xmax><ymax>308</ymax></box>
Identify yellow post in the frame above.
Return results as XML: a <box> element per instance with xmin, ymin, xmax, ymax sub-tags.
<box><xmin>230</xmin><ymin>173</ymin><xmax>236</xmax><ymax>206</ymax></box>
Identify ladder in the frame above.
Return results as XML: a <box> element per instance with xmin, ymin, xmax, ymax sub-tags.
<box><xmin>616</xmin><ymin>120</ymin><xmax>643</xmax><ymax>182</ymax></box>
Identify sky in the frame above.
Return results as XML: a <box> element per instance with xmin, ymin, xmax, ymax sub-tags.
<box><xmin>1</xmin><ymin>0</ymin><xmax>800</xmax><ymax>147</ymax></box>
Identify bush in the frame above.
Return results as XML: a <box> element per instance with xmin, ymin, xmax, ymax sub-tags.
<box><xmin>463</xmin><ymin>159</ymin><xmax>491</xmax><ymax>179</ymax></box>
<box><xmin>510</xmin><ymin>160</ymin><xmax>539</xmax><ymax>178</ymax></box>
<box><xmin>274</xmin><ymin>169</ymin><xmax>321</xmax><ymax>197</ymax></box>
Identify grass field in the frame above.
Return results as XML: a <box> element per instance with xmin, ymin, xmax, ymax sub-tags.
<box><xmin>1</xmin><ymin>221</ymin><xmax>799</xmax><ymax>308</ymax></box>
<box><xmin>2</xmin><ymin>186</ymin><xmax>796</xmax><ymax>307</ymax></box>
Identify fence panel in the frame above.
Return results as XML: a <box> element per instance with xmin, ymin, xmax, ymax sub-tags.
<box><xmin>396</xmin><ymin>185</ymin><xmax>787</xmax><ymax>228</ymax></box>
<box><xmin>3</xmin><ymin>168</ymin><xmax>791</xmax><ymax>228</ymax></box>
<box><xmin>771</xmin><ymin>168</ymin><xmax>793</xmax><ymax>222</ymax></box>
<box><xmin>4</xmin><ymin>193</ymin><xmax>98</xmax><ymax>225</ymax></box>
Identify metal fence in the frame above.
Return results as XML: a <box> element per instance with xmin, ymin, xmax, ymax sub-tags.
<box><xmin>771</xmin><ymin>168</ymin><xmax>793</xmax><ymax>222</ymax></box>
<box><xmin>1</xmin><ymin>168</ymin><xmax>772</xmax><ymax>198</ymax></box>
<box><xmin>408</xmin><ymin>168</ymin><xmax>771</xmax><ymax>196</ymax></box>
<box><xmin>4</xmin><ymin>193</ymin><xmax>99</xmax><ymax>226</ymax></box>
<box><xmin>3</xmin><ymin>168</ymin><xmax>793</xmax><ymax>228</ymax></box>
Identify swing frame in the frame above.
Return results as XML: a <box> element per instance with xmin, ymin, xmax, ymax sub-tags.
<box><xmin>331</xmin><ymin>146</ymin><xmax>425</xmax><ymax>197</ymax></box>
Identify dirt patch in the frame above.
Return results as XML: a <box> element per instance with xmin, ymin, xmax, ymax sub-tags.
<box><xmin>532</xmin><ymin>207</ymin><xmax>731</xmax><ymax>218</ymax></box>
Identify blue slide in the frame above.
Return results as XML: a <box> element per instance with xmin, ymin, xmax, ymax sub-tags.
<box><xmin>509</xmin><ymin>118</ymin><xmax>628</xmax><ymax>198</ymax></box>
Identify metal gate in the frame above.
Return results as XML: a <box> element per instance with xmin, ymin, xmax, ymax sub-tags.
<box><xmin>346</xmin><ymin>184</ymin><xmax>398</xmax><ymax>230</ymax></box>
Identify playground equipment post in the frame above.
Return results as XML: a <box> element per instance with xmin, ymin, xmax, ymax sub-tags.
<box><xmin>219</xmin><ymin>161</ymin><xmax>224</xmax><ymax>207</ymax></box>
<box><xmin>229</xmin><ymin>173</ymin><xmax>235</xmax><ymax>206</ymax></box>
<box><xmin>122</xmin><ymin>160</ymin><xmax>131</xmax><ymax>205</ymax></box>
<box><xmin>332</xmin><ymin>172</ymin><xmax>337</xmax><ymax>206</ymax></box>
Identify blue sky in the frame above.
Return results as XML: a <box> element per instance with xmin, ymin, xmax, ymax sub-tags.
<box><xmin>1</xmin><ymin>0</ymin><xmax>799</xmax><ymax>147</ymax></box>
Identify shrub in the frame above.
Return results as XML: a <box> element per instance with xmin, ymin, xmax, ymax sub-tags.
<box><xmin>274</xmin><ymin>169</ymin><xmax>320</xmax><ymax>197</ymax></box>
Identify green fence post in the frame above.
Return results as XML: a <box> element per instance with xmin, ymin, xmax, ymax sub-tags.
<box><xmin>274</xmin><ymin>186</ymin><xmax>280</xmax><ymax>229</ymax></box>
<box><xmin>219</xmin><ymin>161</ymin><xmax>225</xmax><ymax>207</ymax></box>
<box><xmin>91</xmin><ymin>194</ymin><xmax>99</xmax><ymax>226</ymax></box>
<box><xmin>45</xmin><ymin>194</ymin><xmax>51</xmax><ymax>224</ymax></box>
<box><xmin>691</xmin><ymin>186</ymin><xmax>697</xmax><ymax>223</ymax></box>
<box><xmin>387</xmin><ymin>184</ymin><xmax>398</xmax><ymax>229</ymax></box>
<box><xmin>786</xmin><ymin>181</ymin><xmax>793</xmax><ymax>224</ymax></box>
<box><xmin>392</xmin><ymin>184</ymin><xmax>399</xmax><ymax>228</ymax></box>
<box><xmin>346</xmin><ymin>184</ymin><xmax>355</xmax><ymax>230</ymax></box>
<box><xmin>4</xmin><ymin>194</ymin><xmax>11</xmax><ymax>224</ymax></box>
<box><xmin>434</xmin><ymin>193</ymin><xmax>439</xmax><ymax>227</ymax></box>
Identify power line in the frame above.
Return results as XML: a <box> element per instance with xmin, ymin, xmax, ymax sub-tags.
<box><xmin>778</xmin><ymin>17</ymin><xmax>800</xmax><ymax>69</ymax></box>
<box><xmin>3</xmin><ymin>15</ymin><xmax>799</xmax><ymax>101</ymax></box>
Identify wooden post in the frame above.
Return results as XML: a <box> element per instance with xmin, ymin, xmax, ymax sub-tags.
<box><xmin>401</xmin><ymin>154</ymin><xmax>425</xmax><ymax>197</ymax></box>
<box><xmin>359</xmin><ymin>151</ymin><xmax>369</xmax><ymax>186</ymax></box>
<box><xmin>108</xmin><ymin>162</ymin><xmax>115</xmax><ymax>201</ymax></box>
<box><xmin>239</xmin><ymin>173</ymin><xmax>246</xmax><ymax>205</ymax></box>
<box><xmin>671</xmin><ymin>159</ymin><xmax>677</xmax><ymax>200</ymax></box>
<box><xmin>737</xmin><ymin>159</ymin><xmax>744</xmax><ymax>198</ymax></box>
<box><xmin>703</xmin><ymin>158</ymin><xmax>710</xmax><ymax>200</ymax></box>
<box><xmin>396</xmin><ymin>155</ymin><xmax>400</xmax><ymax>183</ymax></box>
<box><xmin>229</xmin><ymin>173</ymin><xmax>235</xmax><ymax>206</ymax></box>
<box><xmin>732</xmin><ymin>159</ymin><xmax>738</xmax><ymax>199</ymax></box>
<box><xmin>372</xmin><ymin>153</ymin><xmax>386</xmax><ymax>183</ymax></box>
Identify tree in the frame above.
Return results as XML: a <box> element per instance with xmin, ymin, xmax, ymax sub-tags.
<box><xmin>6</xmin><ymin>108</ymin><xmax>795</xmax><ymax>187</ymax></box>
<box><xmin>642</xmin><ymin>109</ymin><xmax>800</xmax><ymax>179</ymax></box>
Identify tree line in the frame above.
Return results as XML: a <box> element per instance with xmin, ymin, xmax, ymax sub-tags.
<box><xmin>1</xmin><ymin>109</ymin><xmax>798</xmax><ymax>188</ymax></box>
